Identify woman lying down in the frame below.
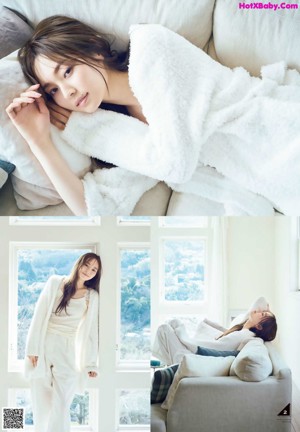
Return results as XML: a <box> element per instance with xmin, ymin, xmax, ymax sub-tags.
<box><xmin>152</xmin><ymin>297</ymin><xmax>277</xmax><ymax>365</ymax></box>
<box><xmin>6</xmin><ymin>16</ymin><xmax>300</xmax><ymax>215</ymax></box>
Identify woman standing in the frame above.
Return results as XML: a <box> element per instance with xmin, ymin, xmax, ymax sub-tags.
<box><xmin>24</xmin><ymin>252</ymin><xmax>101</xmax><ymax>432</ymax></box>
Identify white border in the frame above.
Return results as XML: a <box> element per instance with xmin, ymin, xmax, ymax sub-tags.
<box><xmin>9</xmin><ymin>217</ymin><xmax>101</xmax><ymax>226</ymax></box>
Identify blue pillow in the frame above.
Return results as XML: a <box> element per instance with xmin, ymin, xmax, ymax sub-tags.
<box><xmin>196</xmin><ymin>346</ymin><xmax>239</xmax><ymax>357</ymax></box>
<box><xmin>151</xmin><ymin>364</ymin><xmax>179</xmax><ymax>404</ymax></box>
<box><xmin>0</xmin><ymin>160</ymin><xmax>15</xmax><ymax>188</ymax></box>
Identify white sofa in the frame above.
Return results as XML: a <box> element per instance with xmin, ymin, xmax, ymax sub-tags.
<box><xmin>0</xmin><ymin>0</ymin><xmax>299</xmax><ymax>216</ymax></box>
<box><xmin>151</xmin><ymin>343</ymin><xmax>292</xmax><ymax>432</ymax></box>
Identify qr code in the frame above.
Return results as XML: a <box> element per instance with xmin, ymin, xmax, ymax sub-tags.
<box><xmin>2</xmin><ymin>408</ymin><xmax>24</xmax><ymax>430</ymax></box>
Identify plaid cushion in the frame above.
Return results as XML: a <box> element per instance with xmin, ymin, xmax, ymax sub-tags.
<box><xmin>196</xmin><ymin>346</ymin><xmax>239</xmax><ymax>357</ymax></box>
<box><xmin>151</xmin><ymin>364</ymin><xmax>179</xmax><ymax>404</ymax></box>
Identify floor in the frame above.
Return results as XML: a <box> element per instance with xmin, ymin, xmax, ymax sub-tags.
<box><xmin>292</xmin><ymin>383</ymin><xmax>300</xmax><ymax>432</ymax></box>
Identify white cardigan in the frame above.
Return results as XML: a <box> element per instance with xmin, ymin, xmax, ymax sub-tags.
<box><xmin>24</xmin><ymin>275</ymin><xmax>99</xmax><ymax>392</ymax></box>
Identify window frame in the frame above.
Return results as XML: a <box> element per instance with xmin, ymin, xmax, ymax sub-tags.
<box><xmin>8</xmin><ymin>241</ymin><xmax>97</xmax><ymax>372</ymax></box>
<box><xmin>9</xmin><ymin>217</ymin><xmax>101</xmax><ymax>226</ymax></box>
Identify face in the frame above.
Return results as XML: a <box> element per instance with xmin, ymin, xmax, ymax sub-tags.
<box><xmin>248</xmin><ymin>310</ymin><xmax>273</xmax><ymax>328</ymax></box>
<box><xmin>34</xmin><ymin>55</ymin><xmax>108</xmax><ymax>112</ymax></box>
<box><xmin>78</xmin><ymin>258</ymin><xmax>99</xmax><ymax>282</ymax></box>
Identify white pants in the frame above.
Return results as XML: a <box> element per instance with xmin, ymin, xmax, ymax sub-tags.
<box><xmin>152</xmin><ymin>323</ymin><xmax>193</xmax><ymax>365</ymax></box>
<box><xmin>31</xmin><ymin>332</ymin><xmax>78</xmax><ymax>432</ymax></box>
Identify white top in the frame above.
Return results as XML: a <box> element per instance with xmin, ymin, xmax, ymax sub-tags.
<box><xmin>47</xmin><ymin>287</ymin><xmax>87</xmax><ymax>337</ymax></box>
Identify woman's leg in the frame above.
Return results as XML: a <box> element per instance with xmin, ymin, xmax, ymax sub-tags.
<box><xmin>44</xmin><ymin>333</ymin><xmax>78</xmax><ymax>432</ymax></box>
<box><xmin>152</xmin><ymin>323</ymin><xmax>194</xmax><ymax>365</ymax></box>
<box><xmin>31</xmin><ymin>375</ymin><xmax>52</xmax><ymax>432</ymax></box>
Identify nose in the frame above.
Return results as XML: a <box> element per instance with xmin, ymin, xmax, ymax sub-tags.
<box><xmin>61</xmin><ymin>83</ymin><xmax>76</xmax><ymax>99</ymax></box>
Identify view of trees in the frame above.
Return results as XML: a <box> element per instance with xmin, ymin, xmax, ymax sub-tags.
<box><xmin>164</xmin><ymin>240</ymin><xmax>205</xmax><ymax>301</ymax></box>
<box><xmin>120</xmin><ymin>249</ymin><xmax>150</xmax><ymax>361</ymax></box>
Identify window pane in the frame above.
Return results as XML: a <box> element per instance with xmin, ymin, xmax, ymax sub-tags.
<box><xmin>120</xmin><ymin>249</ymin><xmax>150</xmax><ymax>361</ymax></box>
<box><xmin>15</xmin><ymin>389</ymin><xmax>89</xmax><ymax>426</ymax></box>
<box><xmin>119</xmin><ymin>390</ymin><xmax>150</xmax><ymax>426</ymax></box>
<box><xmin>163</xmin><ymin>240</ymin><xmax>205</xmax><ymax>301</ymax></box>
<box><xmin>17</xmin><ymin>248</ymin><xmax>90</xmax><ymax>360</ymax></box>
<box><xmin>160</xmin><ymin>217</ymin><xmax>208</xmax><ymax>227</ymax></box>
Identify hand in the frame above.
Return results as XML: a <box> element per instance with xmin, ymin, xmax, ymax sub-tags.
<box><xmin>6</xmin><ymin>84</ymin><xmax>50</xmax><ymax>146</ymax></box>
<box><xmin>47</xmin><ymin>100</ymin><xmax>72</xmax><ymax>130</ymax></box>
<box><xmin>28</xmin><ymin>355</ymin><xmax>38</xmax><ymax>367</ymax></box>
<box><xmin>88</xmin><ymin>371</ymin><xmax>97</xmax><ymax>378</ymax></box>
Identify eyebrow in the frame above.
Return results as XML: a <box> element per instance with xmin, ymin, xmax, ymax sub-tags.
<box><xmin>42</xmin><ymin>61</ymin><xmax>64</xmax><ymax>92</ymax></box>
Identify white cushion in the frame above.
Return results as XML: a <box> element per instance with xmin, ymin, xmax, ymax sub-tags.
<box><xmin>213</xmin><ymin>0</ymin><xmax>300</xmax><ymax>76</ymax></box>
<box><xmin>230</xmin><ymin>339</ymin><xmax>273</xmax><ymax>382</ymax></box>
<box><xmin>0</xmin><ymin>53</ymin><xmax>92</xmax><ymax>210</ymax></box>
<box><xmin>162</xmin><ymin>354</ymin><xmax>234</xmax><ymax>410</ymax></box>
<box><xmin>192</xmin><ymin>320</ymin><xmax>223</xmax><ymax>342</ymax></box>
<box><xmin>2</xmin><ymin>0</ymin><xmax>215</xmax><ymax>49</ymax></box>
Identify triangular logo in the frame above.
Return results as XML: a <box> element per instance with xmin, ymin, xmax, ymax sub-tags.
<box><xmin>278</xmin><ymin>404</ymin><xmax>291</xmax><ymax>416</ymax></box>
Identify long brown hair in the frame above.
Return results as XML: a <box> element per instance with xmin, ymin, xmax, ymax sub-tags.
<box><xmin>218</xmin><ymin>314</ymin><xmax>277</xmax><ymax>342</ymax></box>
<box><xmin>18</xmin><ymin>15</ymin><xmax>129</xmax><ymax>96</ymax></box>
<box><xmin>55</xmin><ymin>252</ymin><xmax>102</xmax><ymax>314</ymax></box>
<box><xmin>18</xmin><ymin>15</ymin><xmax>127</xmax><ymax>170</ymax></box>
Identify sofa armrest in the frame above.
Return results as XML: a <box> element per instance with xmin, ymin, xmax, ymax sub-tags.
<box><xmin>265</xmin><ymin>343</ymin><xmax>292</xmax><ymax>379</ymax></box>
<box><xmin>167</xmin><ymin>375</ymin><xmax>291</xmax><ymax>432</ymax></box>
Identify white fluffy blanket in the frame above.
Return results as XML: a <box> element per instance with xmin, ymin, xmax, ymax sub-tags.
<box><xmin>61</xmin><ymin>24</ymin><xmax>300</xmax><ymax>215</ymax></box>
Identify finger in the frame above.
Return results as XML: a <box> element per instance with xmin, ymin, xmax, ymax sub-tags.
<box><xmin>6</xmin><ymin>102</ymin><xmax>23</xmax><ymax>118</ymax></box>
<box><xmin>20</xmin><ymin>91</ymin><xmax>42</xmax><ymax>98</ymax></box>
<box><xmin>13</xmin><ymin>96</ymin><xmax>35</xmax><ymax>104</ymax></box>
<box><xmin>27</xmin><ymin>83</ymin><xmax>40</xmax><ymax>90</ymax></box>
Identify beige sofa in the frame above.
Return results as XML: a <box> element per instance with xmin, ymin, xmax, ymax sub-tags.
<box><xmin>151</xmin><ymin>343</ymin><xmax>292</xmax><ymax>432</ymax></box>
<box><xmin>0</xmin><ymin>0</ymin><xmax>299</xmax><ymax>215</ymax></box>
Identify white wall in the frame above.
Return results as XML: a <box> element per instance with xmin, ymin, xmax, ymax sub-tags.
<box><xmin>227</xmin><ymin>216</ymin><xmax>300</xmax><ymax>391</ymax></box>
<box><xmin>274</xmin><ymin>217</ymin><xmax>300</xmax><ymax>391</ymax></box>
<box><xmin>226</xmin><ymin>217</ymin><xmax>275</xmax><ymax>313</ymax></box>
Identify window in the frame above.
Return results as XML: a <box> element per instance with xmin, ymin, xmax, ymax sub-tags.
<box><xmin>117</xmin><ymin>247</ymin><xmax>150</xmax><ymax>367</ymax></box>
<box><xmin>118</xmin><ymin>390</ymin><xmax>150</xmax><ymax>430</ymax></box>
<box><xmin>117</xmin><ymin>217</ymin><xmax>151</xmax><ymax>226</ymax></box>
<box><xmin>9</xmin><ymin>389</ymin><xmax>97</xmax><ymax>431</ymax></box>
<box><xmin>9</xmin><ymin>216</ymin><xmax>101</xmax><ymax>226</ymax></box>
<box><xmin>9</xmin><ymin>243</ymin><xmax>95</xmax><ymax>371</ymax></box>
<box><xmin>151</xmin><ymin>217</ymin><xmax>225</xmax><ymax>346</ymax></box>
<box><xmin>162</xmin><ymin>238</ymin><xmax>206</xmax><ymax>302</ymax></box>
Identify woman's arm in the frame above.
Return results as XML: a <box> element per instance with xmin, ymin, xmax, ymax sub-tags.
<box><xmin>6</xmin><ymin>85</ymin><xmax>87</xmax><ymax>215</ymax></box>
<box><xmin>25</xmin><ymin>276</ymin><xmax>54</xmax><ymax>356</ymax></box>
<box><xmin>29</xmin><ymin>138</ymin><xmax>87</xmax><ymax>215</ymax></box>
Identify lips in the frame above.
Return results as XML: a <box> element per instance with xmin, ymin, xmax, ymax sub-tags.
<box><xmin>76</xmin><ymin>93</ymin><xmax>88</xmax><ymax>107</ymax></box>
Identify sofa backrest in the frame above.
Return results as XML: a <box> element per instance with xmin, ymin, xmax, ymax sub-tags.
<box><xmin>213</xmin><ymin>0</ymin><xmax>300</xmax><ymax>75</ymax></box>
<box><xmin>0</xmin><ymin>0</ymin><xmax>216</xmax><ymax>50</ymax></box>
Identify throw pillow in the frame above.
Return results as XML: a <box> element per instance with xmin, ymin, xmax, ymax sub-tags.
<box><xmin>0</xmin><ymin>7</ymin><xmax>33</xmax><ymax>59</ymax></box>
<box><xmin>0</xmin><ymin>160</ymin><xmax>15</xmax><ymax>188</ymax></box>
<box><xmin>151</xmin><ymin>364</ymin><xmax>179</xmax><ymax>404</ymax></box>
<box><xmin>196</xmin><ymin>346</ymin><xmax>239</xmax><ymax>357</ymax></box>
<box><xmin>162</xmin><ymin>354</ymin><xmax>235</xmax><ymax>410</ymax></box>
<box><xmin>230</xmin><ymin>339</ymin><xmax>273</xmax><ymax>382</ymax></box>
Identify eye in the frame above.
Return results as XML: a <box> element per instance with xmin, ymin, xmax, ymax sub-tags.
<box><xmin>64</xmin><ymin>66</ymin><xmax>72</xmax><ymax>77</ymax></box>
<box><xmin>49</xmin><ymin>87</ymin><xmax>58</xmax><ymax>96</ymax></box>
